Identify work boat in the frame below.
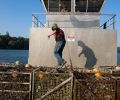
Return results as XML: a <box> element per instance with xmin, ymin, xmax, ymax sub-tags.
<box><xmin>0</xmin><ymin>0</ymin><xmax>118</xmax><ymax>100</ymax></box>
<box><xmin>29</xmin><ymin>0</ymin><xmax>117</xmax><ymax>68</ymax></box>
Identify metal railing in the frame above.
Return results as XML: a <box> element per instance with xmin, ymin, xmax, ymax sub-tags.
<box><xmin>100</xmin><ymin>14</ymin><xmax>116</xmax><ymax>29</ymax></box>
<box><xmin>32</xmin><ymin>14</ymin><xmax>45</xmax><ymax>28</ymax></box>
<box><xmin>32</xmin><ymin>13</ymin><xmax>116</xmax><ymax>30</ymax></box>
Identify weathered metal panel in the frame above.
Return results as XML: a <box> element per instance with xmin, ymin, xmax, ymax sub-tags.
<box><xmin>29</xmin><ymin>28</ymin><xmax>117</xmax><ymax>68</ymax></box>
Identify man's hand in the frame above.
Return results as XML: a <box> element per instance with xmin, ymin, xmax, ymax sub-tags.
<box><xmin>48</xmin><ymin>35</ymin><xmax>50</xmax><ymax>38</ymax></box>
<box><xmin>78</xmin><ymin>53</ymin><xmax>82</xmax><ymax>57</ymax></box>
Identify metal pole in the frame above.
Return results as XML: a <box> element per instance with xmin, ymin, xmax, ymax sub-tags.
<box><xmin>59</xmin><ymin>0</ymin><xmax>60</xmax><ymax>12</ymax></box>
<box><xmin>37</xmin><ymin>18</ymin><xmax>39</xmax><ymax>27</ymax></box>
<box><xmin>73</xmin><ymin>78</ymin><xmax>77</xmax><ymax>100</ymax></box>
<box><xmin>73</xmin><ymin>0</ymin><xmax>76</xmax><ymax>13</ymax></box>
<box><xmin>31</xmin><ymin>67</ymin><xmax>41</xmax><ymax>100</ymax></box>
<box><xmin>86</xmin><ymin>0</ymin><xmax>89</xmax><ymax>12</ymax></box>
<box><xmin>38</xmin><ymin>22</ymin><xmax>41</xmax><ymax>28</ymax></box>
<box><xmin>48</xmin><ymin>21</ymin><xmax>49</xmax><ymax>28</ymax></box>
<box><xmin>32</xmin><ymin>15</ymin><xmax>34</xmax><ymax>28</ymax></box>
<box><xmin>48</xmin><ymin>0</ymin><xmax>49</xmax><ymax>12</ymax></box>
<box><xmin>71</xmin><ymin>0</ymin><xmax>75</xmax><ymax>13</ymax></box>
<box><xmin>113</xmin><ymin>15</ymin><xmax>115</xmax><ymax>30</ymax></box>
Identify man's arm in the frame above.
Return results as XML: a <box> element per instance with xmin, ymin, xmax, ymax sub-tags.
<box><xmin>78</xmin><ymin>51</ymin><xmax>83</xmax><ymax>57</ymax></box>
<box><xmin>48</xmin><ymin>30</ymin><xmax>56</xmax><ymax>38</ymax></box>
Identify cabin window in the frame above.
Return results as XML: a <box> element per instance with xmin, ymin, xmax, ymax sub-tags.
<box><xmin>75</xmin><ymin>0</ymin><xmax>87</xmax><ymax>12</ymax></box>
<box><xmin>46</xmin><ymin>0</ymin><xmax>71</xmax><ymax>12</ymax></box>
<box><xmin>44</xmin><ymin>0</ymin><xmax>103</xmax><ymax>12</ymax></box>
<box><xmin>75</xmin><ymin>0</ymin><xmax>101</xmax><ymax>12</ymax></box>
<box><xmin>49</xmin><ymin>0</ymin><xmax>59</xmax><ymax>12</ymax></box>
<box><xmin>60</xmin><ymin>0</ymin><xmax>71</xmax><ymax>12</ymax></box>
<box><xmin>87</xmin><ymin>0</ymin><xmax>99</xmax><ymax>12</ymax></box>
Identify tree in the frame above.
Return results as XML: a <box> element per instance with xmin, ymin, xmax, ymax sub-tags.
<box><xmin>0</xmin><ymin>32</ymin><xmax>29</xmax><ymax>49</ymax></box>
<box><xmin>6</xmin><ymin>31</ymin><xmax>10</xmax><ymax>37</ymax></box>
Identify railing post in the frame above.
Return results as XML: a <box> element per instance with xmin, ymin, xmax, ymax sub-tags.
<box><xmin>37</xmin><ymin>18</ymin><xmax>39</xmax><ymax>27</ymax></box>
<box><xmin>32</xmin><ymin>15</ymin><xmax>34</xmax><ymax>28</ymax></box>
<box><xmin>113</xmin><ymin>15</ymin><xmax>115</xmax><ymax>30</ymax></box>
<box><xmin>103</xmin><ymin>22</ymin><xmax>107</xmax><ymax>29</ymax></box>
<box><xmin>73</xmin><ymin>78</ymin><xmax>77</xmax><ymax>100</ymax></box>
<box><xmin>48</xmin><ymin>0</ymin><xmax>49</xmax><ymax>12</ymax></box>
<box><xmin>48</xmin><ymin>21</ymin><xmax>49</xmax><ymax>28</ymax></box>
<box><xmin>38</xmin><ymin>22</ymin><xmax>41</xmax><ymax>28</ymax></box>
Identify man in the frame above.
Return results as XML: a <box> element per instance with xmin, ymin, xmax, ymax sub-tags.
<box><xmin>48</xmin><ymin>24</ymin><xmax>66</xmax><ymax>67</ymax></box>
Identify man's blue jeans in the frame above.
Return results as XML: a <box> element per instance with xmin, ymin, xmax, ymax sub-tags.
<box><xmin>54</xmin><ymin>40</ymin><xmax>66</xmax><ymax>65</ymax></box>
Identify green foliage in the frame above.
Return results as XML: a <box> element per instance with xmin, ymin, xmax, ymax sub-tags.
<box><xmin>0</xmin><ymin>32</ymin><xmax>29</xmax><ymax>50</ymax></box>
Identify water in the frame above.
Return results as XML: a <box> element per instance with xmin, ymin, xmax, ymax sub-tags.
<box><xmin>0</xmin><ymin>50</ymin><xmax>28</xmax><ymax>64</ymax></box>
<box><xmin>0</xmin><ymin>50</ymin><xmax>119</xmax><ymax>65</ymax></box>
<box><xmin>117</xmin><ymin>52</ymin><xmax>120</xmax><ymax>65</ymax></box>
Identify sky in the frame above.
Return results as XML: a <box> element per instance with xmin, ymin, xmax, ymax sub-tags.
<box><xmin>0</xmin><ymin>0</ymin><xmax>44</xmax><ymax>37</ymax></box>
<box><xmin>0</xmin><ymin>0</ymin><xmax>120</xmax><ymax>46</ymax></box>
